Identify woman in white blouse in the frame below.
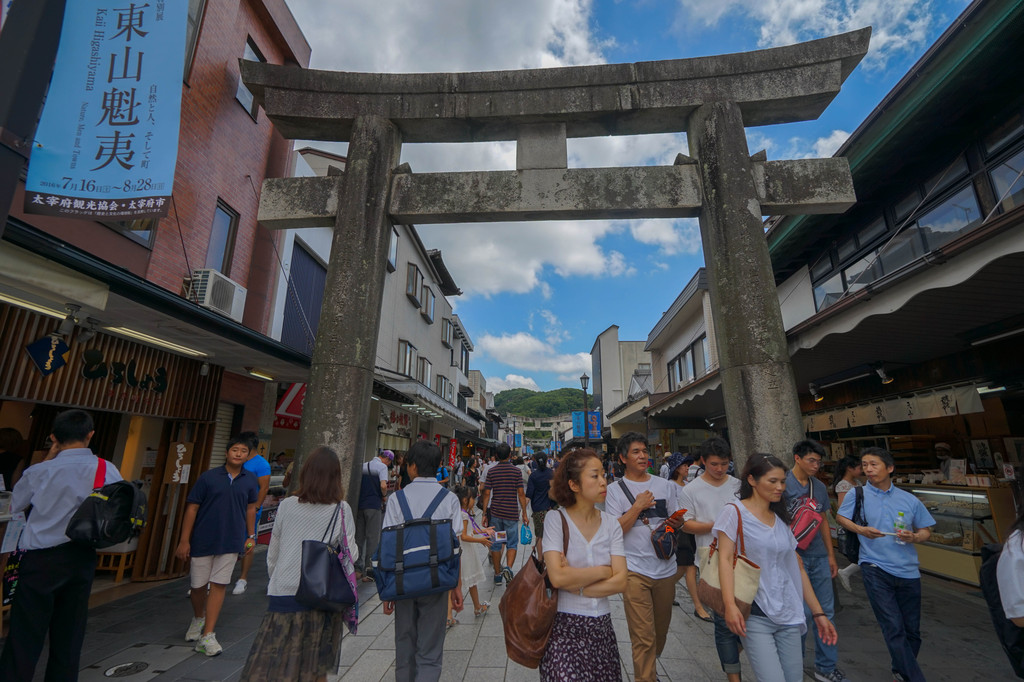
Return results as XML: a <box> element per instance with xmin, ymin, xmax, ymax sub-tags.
<box><xmin>542</xmin><ymin>448</ymin><xmax>627</xmax><ymax>681</ymax></box>
<box><xmin>242</xmin><ymin>447</ymin><xmax>358</xmax><ymax>682</ymax></box>
<box><xmin>714</xmin><ymin>454</ymin><xmax>837</xmax><ymax>682</ymax></box>
<box><xmin>997</xmin><ymin>507</ymin><xmax>1024</xmax><ymax>628</ymax></box>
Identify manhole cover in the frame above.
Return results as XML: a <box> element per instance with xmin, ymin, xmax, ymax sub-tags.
<box><xmin>104</xmin><ymin>662</ymin><xmax>149</xmax><ymax>677</ymax></box>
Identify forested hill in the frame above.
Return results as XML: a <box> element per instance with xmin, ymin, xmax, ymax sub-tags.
<box><xmin>492</xmin><ymin>387</ymin><xmax>585</xmax><ymax>418</ymax></box>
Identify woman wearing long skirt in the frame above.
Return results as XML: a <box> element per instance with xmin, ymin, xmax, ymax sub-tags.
<box><xmin>540</xmin><ymin>448</ymin><xmax>627</xmax><ymax>681</ymax></box>
<box><xmin>241</xmin><ymin>447</ymin><xmax>358</xmax><ymax>682</ymax></box>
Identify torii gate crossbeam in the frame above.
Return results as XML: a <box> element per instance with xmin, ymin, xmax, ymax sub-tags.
<box><xmin>242</xmin><ymin>28</ymin><xmax>870</xmax><ymax>490</ymax></box>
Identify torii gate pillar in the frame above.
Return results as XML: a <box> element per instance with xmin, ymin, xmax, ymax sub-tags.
<box><xmin>293</xmin><ymin>115</ymin><xmax>402</xmax><ymax>489</ymax></box>
<box><xmin>689</xmin><ymin>102</ymin><xmax>803</xmax><ymax>466</ymax></box>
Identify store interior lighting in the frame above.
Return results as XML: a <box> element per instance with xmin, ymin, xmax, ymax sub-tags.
<box><xmin>199</xmin><ymin>361</ymin><xmax>210</xmax><ymax>376</ymax></box>
<box><xmin>874</xmin><ymin>365</ymin><xmax>895</xmax><ymax>385</ymax></box>
<box><xmin>246</xmin><ymin>367</ymin><xmax>275</xmax><ymax>381</ymax></box>
<box><xmin>105</xmin><ymin>326</ymin><xmax>208</xmax><ymax>357</ymax></box>
<box><xmin>809</xmin><ymin>383</ymin><xmax>824</xmax><ymax>402</ymax></box>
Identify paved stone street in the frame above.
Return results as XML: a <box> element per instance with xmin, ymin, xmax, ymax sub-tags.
<box><xmin>1</xmin><ymin>538</ymin><xmax>1015</xmax><ymax>681</ymax></box>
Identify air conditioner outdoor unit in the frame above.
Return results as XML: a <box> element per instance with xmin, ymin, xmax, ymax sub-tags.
<box><xmin>190</xmin><ymin>269</ymin><xmax>247</xmax><ymax>323</ymax></box>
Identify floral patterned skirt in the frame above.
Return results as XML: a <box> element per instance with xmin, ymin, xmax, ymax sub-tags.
<box><xmin>540</xmin><ymin>612</ymin><xmax>621</xmax><ymax>681</ymax></box>
<box><xmin>240</xmin><ymin>609</ymin><xmax>346</xmax><ymax>681</ymax></box>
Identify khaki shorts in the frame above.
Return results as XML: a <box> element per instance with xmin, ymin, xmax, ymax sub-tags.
<box><xmin>190</xmin><ymin>553</ymin><xmax>237</xmax><ymax>588</ymax></box>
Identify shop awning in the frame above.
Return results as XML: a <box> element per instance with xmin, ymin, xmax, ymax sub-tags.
<box><xmin>387</xmin><ymin>379</ymin><xmax>481</xmax><ymax>432</ymax></box>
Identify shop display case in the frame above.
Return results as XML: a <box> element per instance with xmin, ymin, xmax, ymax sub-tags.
<box><xmin>898</xmin><ymin>484</ymin><xmax>1017</xmax><ymax>585</ymax></box>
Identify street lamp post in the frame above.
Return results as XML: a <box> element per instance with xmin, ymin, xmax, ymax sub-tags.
<box><xmin>580</xmin><ymin>373</ymin><xmax>590</xmax><ymax>450</ymax></box>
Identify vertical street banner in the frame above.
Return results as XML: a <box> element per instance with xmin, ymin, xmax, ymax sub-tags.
<box><xmin>24</xmin><ymin>1</ymin><xmax>187</xmax><ymax>220</ymax></box>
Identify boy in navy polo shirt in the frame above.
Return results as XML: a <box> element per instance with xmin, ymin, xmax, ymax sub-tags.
<box><xmin>175</xmin><ymin>436</ymin><xmax>259</xmax><ymax>656</ymax></box>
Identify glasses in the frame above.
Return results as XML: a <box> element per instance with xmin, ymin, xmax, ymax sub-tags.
<box><xmin>802</xmin><ymin>458</ymin><xmax>822</xmax><ymax>467</ymax></box>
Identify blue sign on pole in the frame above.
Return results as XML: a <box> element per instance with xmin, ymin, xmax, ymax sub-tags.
<box><xmin>25</xmin><ymin>0</ymin><xmax>188</xmax><ymax>221</ymax></box>
<box><xmin>571</xmin><ymin>411</ymin><xmax>601</xmax><ymax>439</ymax></box>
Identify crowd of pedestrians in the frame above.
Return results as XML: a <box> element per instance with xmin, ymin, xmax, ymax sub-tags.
<box><xmin>4</xmin><ymin>407</ymin><xmax>1024</xmax><ymax>681</ymax></box>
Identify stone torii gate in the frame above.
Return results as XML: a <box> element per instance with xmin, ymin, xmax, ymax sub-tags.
<box><xmin>243</xmin><ymin>28</ymin><xmax>870</xmax><ymax>487</ymax></box>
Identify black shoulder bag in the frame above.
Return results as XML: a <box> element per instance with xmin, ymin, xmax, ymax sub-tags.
<box><xmin>296</xmin><ymin>503</ymin><xmax>357</xmax><ymax>611</ymax></box>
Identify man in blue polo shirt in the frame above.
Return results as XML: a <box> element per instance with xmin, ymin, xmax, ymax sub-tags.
<box><xmin>232</xmin><ymin>431</ymin><xmax>271</xmax><ymax>595</ymax></box>
<box><xmin>175</xmin><ymin>435</ymin><xmax>259</xmax><ymax>656</ymax></box>
<box><xmin>837</xmin><ymin>447</ymin><xmax>935</xmax><ymax>682</ymax></box>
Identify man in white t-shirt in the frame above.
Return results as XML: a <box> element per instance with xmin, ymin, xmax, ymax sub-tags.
<box><xmin>679</xmin><ymin>437</ymin><xmax>742</xmax><ymax>682</ymax></box>
<box><xmin>605</xmin><ymin>432</ymin><xmax>681</xmax><ymax>682</ymax></box>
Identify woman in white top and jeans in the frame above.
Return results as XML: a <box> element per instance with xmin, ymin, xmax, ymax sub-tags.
<box><xmin>714</xmin><ymin>454</ymin><xmax>837</xmax><ymax>682</ymax></box>
<box><xmin>242</xmin><ymin>447</ymin><xmax>357</xmax><ymax>682</ymax></box>
<box><xmin>542</xmin><ymin>448</ymin><xmax>627</xmax><ymax>681</ymax></box>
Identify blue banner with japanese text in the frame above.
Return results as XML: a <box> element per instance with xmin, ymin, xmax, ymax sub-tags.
<box><xmin>571</xmin><ymin>411</ymin><xmax>601</xmax><ymax>439</ymax></box>
<box><xmin>24</xmin><ymin>0</ymin><xmax>187</xmax><ymax>220</ymax></box>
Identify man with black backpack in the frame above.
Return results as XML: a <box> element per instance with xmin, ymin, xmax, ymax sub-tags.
<box><xmin>0</xmin><ymin>409</ymin><xmax>123</xmax><ymax>681</ymax></box>
<box><xmin>379</xmin><ymin>439</ymin><xmax>463</xmax><ymax>682</ymax></box>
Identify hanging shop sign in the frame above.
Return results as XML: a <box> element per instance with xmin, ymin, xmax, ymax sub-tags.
<box><xmin>166</xmin><ymin>441</ymin><xmax>193</xmax><ymax>484</ymax></box>
<box><xmin>449</xmin><ymin>438</ymin><xmax>458</xmax><ymax>468</ymax></box>
<box><xmin>571</xmin><ymin>410</ymin><xmax>601</xmax><ymax>439</ymax></box>
<box><xmin>24</xmin><ymin>335</ymin><xmax>71</xmax><ymax>376</ymax></box>
<box><xmin>804</xmin><ymin>386</ymin><xmax>987</xmax><ymax>433</ymax></box>
<box><xmin>275</xmin><ymin>383</ymin><xmax>306</xmax><ymax>419</ymax></box>
<box><xmin>24</xmin><ymin>0</ymin><xmax>188</xmax><ymax>220</ymax></box>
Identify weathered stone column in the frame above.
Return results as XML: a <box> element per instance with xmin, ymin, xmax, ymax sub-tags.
<box><xmin>294</xmin><ymin>115</ymin><xmax>402</xmax><ymax>504</ymax></box>
<box><xmin>688</xmin><ymin>101</ymin><xmax>803</xmax><ymax>467</ymax></box>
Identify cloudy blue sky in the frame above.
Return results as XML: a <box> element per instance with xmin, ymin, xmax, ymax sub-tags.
<box><xmin>287</xmin><ymin>0</ymin><xmax>972</xmax><ymax>393</ymax></box>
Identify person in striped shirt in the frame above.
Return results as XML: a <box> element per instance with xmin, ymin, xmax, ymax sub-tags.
<box><xmin>481</xmin><ymin>443</ymin><xmax>530</xmax><ymax>584</ymax></box>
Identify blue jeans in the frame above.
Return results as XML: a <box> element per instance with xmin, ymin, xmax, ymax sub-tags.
<box><xmin>801</xmin><ymin>554</ymin><xmax>837</xmax><ymax>673</ymax></box>
<box><xmin>743</xmin><ymin>614</ymin><xmax>804</xmax><ymax>682</ymax></box>
<box><xmin>712</xmin><ymin>611</ymin><xmax>742</xmax><ymax>675</ymax></box>
<box><xmin>488</xmin><ymin>516</ymin><xmax>519</xmax><ymax>551</ymax></box>
<box><xmin>860</xmin><ymin>563</ymin><xmax>925</xmax><ymax>682</ymax></box>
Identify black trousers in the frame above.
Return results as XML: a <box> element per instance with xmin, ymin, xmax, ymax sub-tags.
<box><xmin>0</xmin><ymin>542</ymin><xmax>97</xmax><ymax>682</ymax></box>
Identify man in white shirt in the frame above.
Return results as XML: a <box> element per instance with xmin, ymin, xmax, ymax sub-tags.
<box><xmin>0</xmin><ymin>410</ymin><xmax>123</xmax><ymax>680</ymax></box>
<box><xmin>605</xmin><ymin>432</ymin><xmax>682</xmax><ymax>682</ymax></box>
<box><xmin>355</xmin><ymin>449</ymin><xmax>392</xmax><ymax>580</ymax></box>
<box><xmin>381</xmin><ymin>440</ymin><xmax>463</xmax><ymax>682</ymax></box>
<box><xmin>679</xmin><ymin>437</ymin><xmax>742</xmax><ymax>682</ymax></box>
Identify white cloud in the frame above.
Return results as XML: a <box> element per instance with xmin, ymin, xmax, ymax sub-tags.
<box><xmin>629</xmin><ymin>218</ymin><xmax>702</xmax><ymax>256</ymax></box>
<box><xmin>486</xmin><ymin>374</ymin><xmax>542</xmax><ymax>392</ymax></box>
<box><xmin>478</xmin><ymin>332</ymin><xmax>591</xmax><ymax>374</ymax></box>
<box><xmin>811</xmin><ymin>129</ymin><xmax>851</xmax><ymax>157</ymax></box>
<box><xmin>675</xmin><ymin>0</ymin><xmax>939</xmax><ymax>70</ymax></box>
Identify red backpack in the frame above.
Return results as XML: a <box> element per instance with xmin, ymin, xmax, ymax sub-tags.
<box><xmin>788</xmin><ymin>478</ymin><xmax>825</xmax><ymax>551</ymax></box>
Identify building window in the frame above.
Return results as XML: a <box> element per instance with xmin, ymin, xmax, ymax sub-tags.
<box><xmin>183</xmin><ymin>0</ymin><xmax>207</xmax><ymax>82</ymax></box>
<box><xmin>102</xmin><ymin>217</ymin><xmax>156</xmax><ymax>247</ymax></box>
<box><xmin>281</xmin><ymin>242</ymin><xmax>326</xmax><ymax>353</ymax></box>
<box><xmin>460</xmin><ymin>344</ymin><xmax>470</xmax><ymax>373</ymax></box>
<box><xmin>387</xmin><ymin>227</ymin><xmax>399</xmax><ymax>272</ymax></box>
<box><xmin>701</xmin><ymin>336</ymin><xmax>711</xmax><ymax>372</ymax></box>
<box><xmin>990</xmin><ymin>146</ymin><xmax>1024</xmax><ymax>213</ymax></box>
<box><xmin>406</xmin><ymin>264</ymin><xmax>423</xmax><ymax>306</ymax></box>
<box><xmin>418</xmin><ymin>357</ymin><xmax>432</xmax><ymax>387</ymax></box>
<box><xmin>235</xmin><ymin>38</ymin><xmax>265</xmax><ymax>120</ymax></box>
<box><xmin>441</xmin><ymin>318</ymin><xmax>454</xmax><ymax>348</ymax></box>
<box><xmin>917</xmin><ymin>185</ymin><xmax>982</xmax><ymax>251</ymax></box>
<box><xmin>398</xmin><ymin>340</ymin><xmax>416</xmax><ymax>376</ymax></box>
<box><xmin>205</xmin><ymin>200</ymin><xmax>238</xmax><ymax>274</ymax></box>
<box><xmin>421</xmin><ymin>286</ymin><xmax>435</xmax><ymax>323</ymax></box>
<box><xmin>437</xmin><ymin>375</ymin><xmax>451</xmax><ymax>400</ymax></box>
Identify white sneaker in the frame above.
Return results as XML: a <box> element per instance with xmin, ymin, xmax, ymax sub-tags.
<box><xmin>232</xmin><ymin>579</ymin><xmax>247</xmax><ymax>595</ymax></box>
<box><xmin>185</xmin><ymin>617</ymin><xmax>205</xmax><ymax>642</ymax></box>
<box><xmin>837</xmin><ymin>568</ymin><xmax>851</xmax><ymax>592</ymax></box>
<box><xmin>195</xmin><ymin>632</ymin><xmax>223</xmax><ymax>656</ymax></box>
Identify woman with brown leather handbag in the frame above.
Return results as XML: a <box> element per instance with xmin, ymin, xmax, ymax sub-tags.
<box><xmin>539</xmin><ymin>448</ymin><xmax>627</xmax><ymax>681</ymax></box>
